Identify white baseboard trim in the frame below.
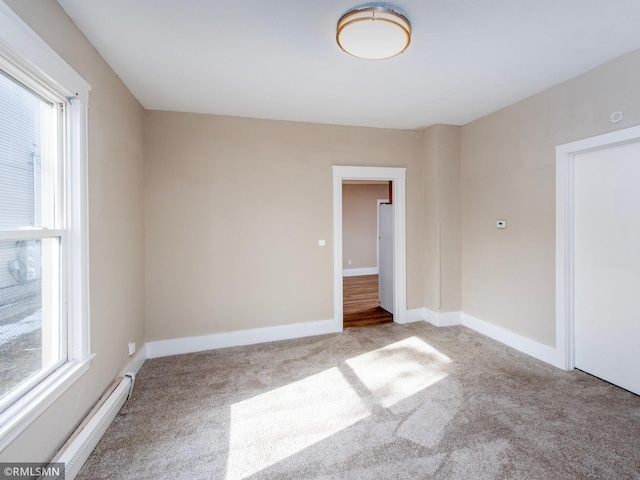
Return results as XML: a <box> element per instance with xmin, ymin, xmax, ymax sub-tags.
<box><xmin>406</xmin><ymin>308</ymin><xmax>426</xmax><ymax>323</ymax></box>
<box><xmin>146</xmin><ymin>319</ymin><xmax>341</xmax><ymax>359</ymax></box>
<box><xmin>144</xmin><ymin>310</ymin><xmax>564</xmax><ymax>369</ymax></box>
<box><xmin>342</xmin><ymin>267</ymin><xmax>378</xmax><ymax>277</ymax></box>
<box><xmin>120</xmin><ymin>344</ymin><xmax>147</xmax><ymax>376</ymax></box>
<box><xmin>462</xmin><ymin>313</ymin><xmax>564</xmax><ymax>369</ymax></box>
<box><xmin>424</xmin><ymin>308</ymin><xmax>438</xmax><ymax>326</ymax></box>
<box><xmin>439</xmin><ymin>311</ymin><xmax>463</xmax><ymax>326</ymax></box>
<box><xmin>424</xmin><ymin>309</ymin><xmax>462</xmax><ymax>327</ymax></box>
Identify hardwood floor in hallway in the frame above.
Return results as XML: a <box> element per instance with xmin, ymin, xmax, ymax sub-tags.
<box><xmin>343</xmin><ymin>274</ymin><xmax>393</xmax><ymax>328</ymax></box>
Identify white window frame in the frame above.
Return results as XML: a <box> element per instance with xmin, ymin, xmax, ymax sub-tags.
<box><xmin>0</xmin><ymin>1</ymin><xmax>92</xmax><ymax>450</ymax></box>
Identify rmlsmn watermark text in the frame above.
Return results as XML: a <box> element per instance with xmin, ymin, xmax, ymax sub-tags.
<box><xmin>0</xmin><ymin>463</ymin><xmax>64</xmax><ymax>480</ymax></box>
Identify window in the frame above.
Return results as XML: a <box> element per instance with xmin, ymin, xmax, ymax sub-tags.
<box><xmin>0</xmin><ymin>67</ymin><xmax>66</xmax><ymax>412</ymax></box>
<box><xmin>0</xmin><ymin>2</ymin><xmax>90</xmax><ymax>449</ymax></box>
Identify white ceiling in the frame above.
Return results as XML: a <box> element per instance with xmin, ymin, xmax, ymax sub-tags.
<box><xmin>56</xmin><ymin>0</ymin><xmax>640</xmax><ymax>130</ymax></box>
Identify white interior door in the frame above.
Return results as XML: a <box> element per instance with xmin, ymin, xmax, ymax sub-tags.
<box><xmin>574</xmin><ymin>140</ymin><xmax>640</xmax><ymax>395</ymax></box>
<box><xmin>378</xmin><ymin>203</ymin><xmax>394</xmax><ymax>314</ymax></box>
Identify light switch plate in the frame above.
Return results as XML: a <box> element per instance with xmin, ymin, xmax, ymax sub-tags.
<box><xmin>318</xmin><ymin>239</ymin><xmax>326</xmax><ymax>247</ymax></box>
<box><xmin>496</xmin><ymin>220</ymin><xmax>507</xmax><ymax>229</ymax></box>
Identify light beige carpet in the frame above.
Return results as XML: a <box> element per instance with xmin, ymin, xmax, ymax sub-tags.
<box><xmin>78</xmin><ymin>323</ymin><xmax>640</xmax><ymax>479</ymax></box>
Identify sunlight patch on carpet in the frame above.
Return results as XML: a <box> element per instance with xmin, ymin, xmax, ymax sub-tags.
<box><xmin>226</xmin><ymin>366</ymin><xmax>370</xmax><ymax>480</ymax></box>
<box><xmin>345</xmin><ymin>336</ymin><xmax>450</xmax><ymax>408</ymax></box>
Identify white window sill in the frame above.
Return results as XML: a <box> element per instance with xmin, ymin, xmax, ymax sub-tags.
<box><xmin>0</xmin><ymin>354</ymin><xmax>95</xmax><ymax>451</ymax></box>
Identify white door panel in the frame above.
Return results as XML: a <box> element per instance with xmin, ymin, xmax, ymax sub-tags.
<box><xmin>378</xmin><ymin>203</ymin><xmax>394</xmax><ymax>314</ymax></box>
<box><xmin>574</xmin><ymin>140</ymin><xmax>640</xmax><ymax>395</ymax></box>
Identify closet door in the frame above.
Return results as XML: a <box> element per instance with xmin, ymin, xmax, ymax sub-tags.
<box><xmin>573</xmin><ymin>140</ymin><xmax>640</xmax><ymax>395</ymax></box>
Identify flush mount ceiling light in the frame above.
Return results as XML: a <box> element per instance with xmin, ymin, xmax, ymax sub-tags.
<box><xmin>336</xmin><ymin>4</ymin><xmax>411</xmax><ymax>60</ymax></box>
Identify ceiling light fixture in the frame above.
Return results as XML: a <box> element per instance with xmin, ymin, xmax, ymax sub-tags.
<box><xmin>336</xmin><ymin>4</ymin><xmax>411</xmax><ymax>60</ymax></box>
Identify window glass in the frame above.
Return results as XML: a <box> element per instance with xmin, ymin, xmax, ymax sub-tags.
<box><xmin>0</xmin><ymin>69</ymin><xmax>63</xmax><ymax>412</ymax></box>
<box><xmin>0</xmin><ymin>71</ymin><xmax>55</xmax><ymax>229</ymax></box>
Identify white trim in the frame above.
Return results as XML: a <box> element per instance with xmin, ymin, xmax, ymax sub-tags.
<box><xmin>462</xmin><ymin>313</ymin><xmax>564</xmax><ymax>368</ymax></box>
<box><xmin>56</xmin><ymin>375</ymin><xmax>131</xmax><ymax>480</ymax></box>
<box><xmin>406</xmin><ymin>308</ymin><xmax>426</xmax><ymax>323</ymax></box>
<box><xmin>144</xmin><ymin>307</ymin><xmax>570</xmax><ymax>370</ymax></box>
<box><xmin>146</xmin><ymin>319</ymin><xmax>341</xmax><ymax>359</ymax></box>
<box><xmin>424</xmin><ymin>308</ymin><xmax>462</xmax><ymax>327</ymax></box>
<box><xmin>0</xmin><ymin>355</ymin><xmax>94</xmax><ymax>451</ymax></box>
<box><xmin>333</xmin><ymin>175</ymin><xmax>344</xmax><ymax>328</ymax></box>
<box><xmin>440</xmin><ymin>311</ymin><xmax>462</xmax><ymax>326</ymax></box>
<box><xmin>120</xmin><ymin>345</ymin><xmax>147</xmax><ymax>377</ymax></box>
<box><xmin>333</xmin><ymin>166</ymin><xmax>407</xmax><ymax>180</ymax></box>
<box><xmin>556</xmin><ymin>142</ymin><xmax>572</xmax><ymax>370</ymax></box>
<box><xmin>0</xmin><ymin>228</ymin><xmax>66</xmax><ymax>241</ymax></box>
<box><xmin>66</xmin><ymin>95</ymin><xmax>91</xmax><ymax>364</ymax></box>
<box><xmin>342</xmin><ymin>267</ymin><xmax>378</xmax><ymax>277</ymax></box>
<box><xmin>333</xmin><ymin>166</ymin><xmax>407</xmax><ymax>326</ymax></box>
<box><xmin>424</xmin><ymin>308</ymin><xmax>439</xmax><ymax>326</ymax></box>
<box><xmin>555</xmin><ymin>125</ymin><xmax>640</xmax><ymax>371</ymax></box>
<box><xmin>0</xmin><ymin>2</ymin><xmax>91</xmax><ymax>103</ymax></box>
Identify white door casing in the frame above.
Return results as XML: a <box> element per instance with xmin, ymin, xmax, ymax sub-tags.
<box><xmin>333</xmin><ymin>166</ymin><xmax>407</xmax><ymax>328</ymax></box>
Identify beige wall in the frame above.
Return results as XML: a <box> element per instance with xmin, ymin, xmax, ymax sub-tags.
<box><xmin>342</xmin><ymin>183</ymin><xmax>389</xmax><ymax>270</ymax></box>
<box><xmin>1</xmin><ymin>1</ymin><xmax>145</xmax><ymax>462</ymax></box>
<box><xmin>144</xmin><ymin>112</ymin><xmax>424</xmax><ymax>341</ymax></box>
<box><xmin>422</xmin><ymin>125</ymin><xmax>462</xmax><ymax>313</ymax></box>
<box><xmin>461</xmin><ymin>49</ymin><xmax>640</xmax><ymax>346</ymax></box>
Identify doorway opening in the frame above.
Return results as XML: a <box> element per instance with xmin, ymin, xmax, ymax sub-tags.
<box><xmin>332</xmin><ymin>166</ymin><xmax>407</xmax><ymax>331</ymax></box>
<box><xmin>342</xmin><ymin>183</ymin><xmax>392</xmax><ymax>328</ymax></box>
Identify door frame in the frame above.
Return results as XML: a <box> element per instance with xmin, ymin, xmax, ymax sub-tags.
<box><xmin>556</xmin><ymin>125</ymin><xmax>640</xmax><ymax>370</ymax></box>
<box><xmin>333</xmin><ymin>166</ymin><xmax>407</xmax><ymax>328</ymax></box>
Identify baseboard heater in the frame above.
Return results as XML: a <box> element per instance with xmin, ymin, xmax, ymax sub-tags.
<box><xmin>51</xmin><ymin>372</ymin><xmax>135</xmax><ymax>480</ymax></box>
